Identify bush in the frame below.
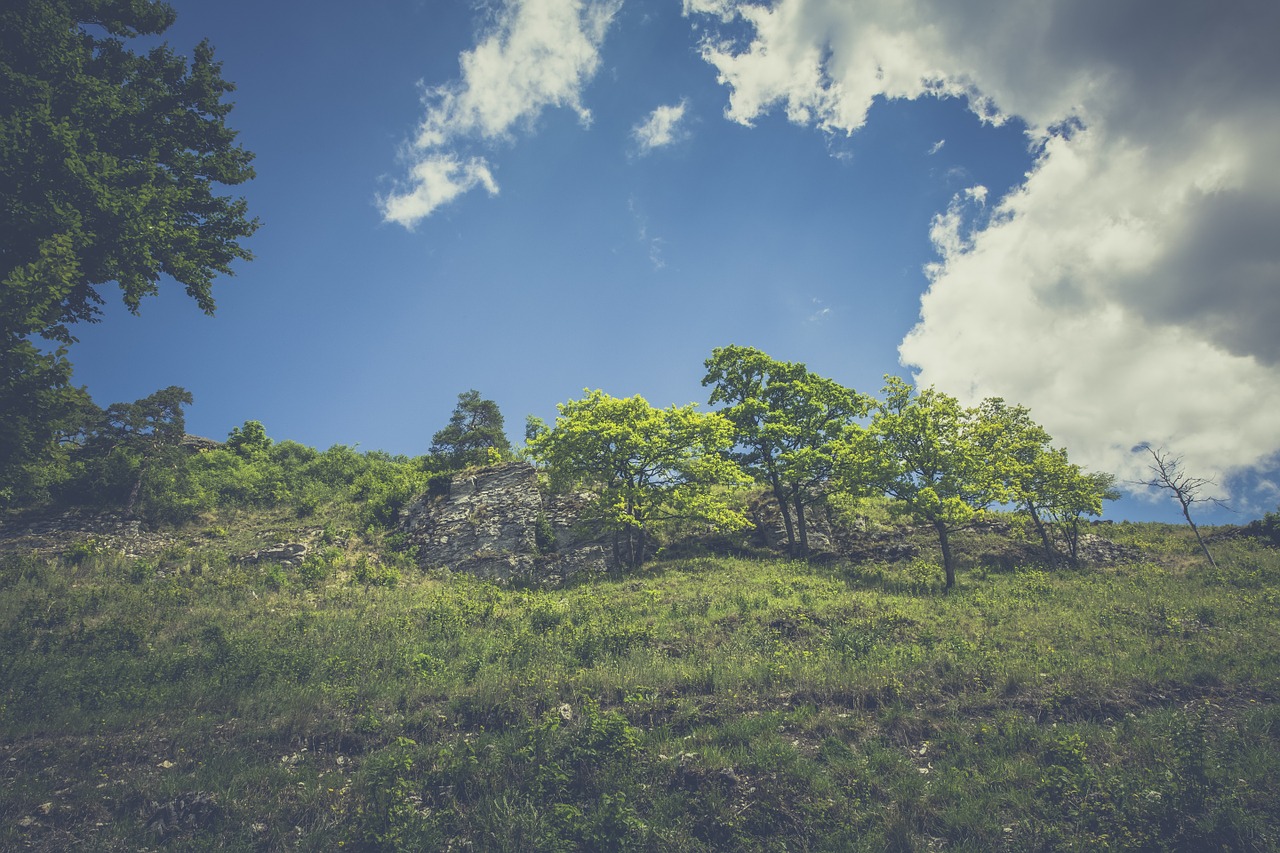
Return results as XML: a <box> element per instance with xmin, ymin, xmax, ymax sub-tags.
<box><xmin>356</xmin><ymin>461</ymin><xmax>428</xmax><ymax>529</ymax></box>
<box><xmin>351</xmin><ymin>555</ymin><xmax>400</xmax><ymax>588</ymax></box>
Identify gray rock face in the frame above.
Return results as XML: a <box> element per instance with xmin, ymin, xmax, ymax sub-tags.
<box><xmin>398</xmin><ymin>461</ymin><xmax>611</xmax><ymax>583</ymax></box>
<box><xmin>0</xmin><ymin>510</ymin><xmax>150</xmax><ymax>557</ymax></box>
<box><xmin>238</xmin><ymin>542</ymin><xmax>309</xmax><ymax>567</ymax></box>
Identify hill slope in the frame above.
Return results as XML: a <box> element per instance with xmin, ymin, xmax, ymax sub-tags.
<box><xmin>2</xmin><ymin>510</ymin><xmax>1278</xmax><ymax>851</ymax></box>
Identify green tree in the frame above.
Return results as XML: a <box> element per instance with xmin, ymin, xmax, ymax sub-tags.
<box><xmin>77</xmin><ymin>385</ymin><xmax>193</xmax><ymax>516</ymax></box>
<box><xmin>703</xmin><ymin>345</ymin><xmax>868</xmax><ymax>557</ymax></box>
<box><xmin>972</xmin><ymin>399</ymin><xmax>1115</xmax><ymax>566</ymax></box>
<box><xmin>0</xmin><ymin>343</ymin><xmax>91</xmax><ymax>506</ymax></box>
<box><xmin>1</xmin><ymin>0</ymin><xmax>257</xmax><ymax>344</ymax></box>
<box><xmin>226</xmin><ymin>419</ymin><xmax>272</xmax><ymax>457</ymax></box>
<box><xmin>0</xmin><ymin>0</ymin><xmax>256</xmax><ymax>496</ymax></box>
<box><xmin>848</xmin><ymin>377</ymin><xmax>1002</xmax><ymax>591</ymax></box>
<box><xmin>528</xmin><ymin>390</ymin><xmax>749</xmax><ymax>570</ymax></box>
<box><xmin>430</xmin><ymin>390</ymin><xmax>512</xmax><ymax>469</ymax></box>
<box><xmin>1047</xmin><ymin>468</ymin><xmax>1119</xmax><ymax>566</ymax></box>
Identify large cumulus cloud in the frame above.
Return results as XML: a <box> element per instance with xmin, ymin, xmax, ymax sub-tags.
<box><xmin>687</xmin><ymin>0</ymin><xmax>1280</xmax><ymax>491</ymax></box>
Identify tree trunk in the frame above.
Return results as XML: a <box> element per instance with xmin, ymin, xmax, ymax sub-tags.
<box><xmin>794</xmin><ymin>494</ymin><xmax>809</xmax><ymax>558</ymax></box>
<box><xmin>934</xmin><ymin>520</ymin><xmax>956</xmax><ymax>591</ymax></box>
<box><xmin>1066</xmin><ymin>518</ymin><xmax>1082</xmax><ymax>567</ymax></box>
<box><xmin>124</xmin><ymin>458</ymin><xmax>146</xmax><ymax>519</ymax></box>
<box><xmin>770</xmin><ymin>478</ymin><xmax>796</xmax><ymax>554</ymax></box>
<box><xmin>1181</xmin><ymin>503</ymin><xmax>1218</xmax><ymax>569</ymax></box>
<box><xmin>1028</xmin><ymin>504</ymin><xmax>1057</xmax><ymax>566</ymax></box>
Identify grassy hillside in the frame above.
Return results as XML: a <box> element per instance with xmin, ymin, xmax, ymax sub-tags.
<box><xmin>2</xmin><ymin>510</ymin><xmax>1278</xmax><ymax>851</ymax></box>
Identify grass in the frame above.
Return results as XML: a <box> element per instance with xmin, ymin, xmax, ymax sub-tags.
<box><xmin>1</xmin><ymin>516</ymin><xmax>1278</xmax><ymax>850</ymax></box>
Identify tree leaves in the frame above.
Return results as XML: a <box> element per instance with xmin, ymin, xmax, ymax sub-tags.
<box><xmin>528</xmin><ymin>390</ymin><xmax>749</xmax><ymax>569</ymax></box>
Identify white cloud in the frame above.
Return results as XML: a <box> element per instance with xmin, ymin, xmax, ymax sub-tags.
<box><xmin>382</xmin><ymin>0</ymin><xmax>620</xmax><ymax>225</ymax></box>
<box><xmin>808</xmin><ymin>297</ymin><xmax>832</xmax><ymax>322</ymax></box>
<box><xmin>633</xmin><ymin>99</ymin><xmax>690</xmax><ymax>153</ymax></box>
<box><xmin>687</xmin><ymin>0</ymin><xmax>1280</xmax><ymax>495</ymax></box>
<box><xmin>381</xmin><ymin>154</ymin><xmax>499</xmax><ymax>228</ymax></box>
<box><xmin>628</xmin><ymin>195</ymin><xmax>668</xmax><ymax>269</ymax></box>
<box><xmin>927</xmin><ymin>139</ymin><xmax>945</xmax><ymax>155</ymax></box>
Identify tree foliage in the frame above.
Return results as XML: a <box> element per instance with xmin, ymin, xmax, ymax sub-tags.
<box><xmin>703</xmin><ymin>345</ymin><xmax>868</xmax><ymax>556</ymax></box>
<box><xmin>75</xmin><ymin>385</ymin><xmax>193</xmax><ymax>515</ymax></box>
<box><xmin>0</xmin><ymin>0</ymin><xmax>258</xmax><ymax>345</ymax></box>
<box><xmin>226</xmin><ymin>419</ymin><xmax>272</xmax><ymax>457</ymax></box>
<box><xmin>845</xmin><ymin>377</ymin><xmax>1005</xmax><ymax>590</ymax></box>
<box><xmin>845</xmin><ymin>380</ymin><xmax>1124</xmax><ymax>587</ymax></box>
<box><xmin>973</xmin><ymin>399</ymin><xmax>1115</xmax><ymax>566</ymax></box>
<box><xmin>431</xmin><ymin>390</ymin><xmax>512</xmax><ymax>470</ymax></box>
<box><xmin>0</xmin><ymin>342</ymin><xmax>90</xmax><ymax>506</ymax></box>
<box><xmin>528</xmin><ymin>390</ymin><xmax>749</xmax><ymax>569</ymax></box>
<box><xmin>0</xmin><ymin>0</ymin><xmax>256</xmax><ymax>496</ymax></box>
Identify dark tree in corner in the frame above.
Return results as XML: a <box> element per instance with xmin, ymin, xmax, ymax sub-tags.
<box><xmin>431</xmin><ymin>390</ymin><xmax>512</xmax><ymax>470</ymax></box>
<box><xmin>0</xmin><ymin>0</ymin><xmax>257</xmax><ymax>503</ymax></box>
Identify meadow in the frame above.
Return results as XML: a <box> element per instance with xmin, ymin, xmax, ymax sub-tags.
<box><xmin>2</xmin><ymin>511</ymin><xmax>1277</xmax><ymax>851</ymax></box>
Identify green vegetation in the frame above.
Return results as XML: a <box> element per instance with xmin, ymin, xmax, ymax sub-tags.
<box><xmin>528</xmin><ymin>389</ymin><xmax>750</xmax><ymax>570</ymax></box>
<box><xmin>0</xmin><ymin>0</ymin><xmax>258</xmax><ymax>506</ymax></box>
<box><xmin>843</xmin><ymin>378</ymin><xmax>1114</xmax><ymax>590</ymax></box>
<box><xmin>2</xmin><ymin>509</ymin><xmax>1277</xmax><ymax>850</ymax></box>
<box><xmin>431</xmin><ymin>390</ymin><xmax>513</xmax><ymax>470</ymax></box>
<box><xmin>703</xmin><ymin>345</ymin><xmax>870</xmax><ymax>558</ymax></box>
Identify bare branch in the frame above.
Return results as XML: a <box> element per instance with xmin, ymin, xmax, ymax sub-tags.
<box><xmin>1130</xmin><ymin>443</ymin><xmax>1225</xmax><ymax>568</ymax></box>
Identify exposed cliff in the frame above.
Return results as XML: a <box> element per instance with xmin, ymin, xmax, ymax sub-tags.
<box><xmin>397</xmin><ymin>461</ymin><xmax>613</xmax><ymax>583</ymax></box>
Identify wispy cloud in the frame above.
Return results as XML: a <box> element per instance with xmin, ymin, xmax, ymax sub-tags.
<box><xmin>632</xmin><ymin>99</ymin><xmax>690</xmax><ymax>153</ymax></box>
<box><xmin>628</xmin><ymin>196</ymin><xmax>668</xmax><ymax>269</ymax></box>
<box><xmin>808</xmin><ymin>297</ymin><xmax>832</xmax><ymax>322</ymax></box>
<box><xmin>687</xmin><ymin>0</ymin><xmax>1280</xmax><ymax>497</ymax></box>
<box><xmin>382</xmin><ymin>0</ymin><xmax>621</xmax><ymax>226</ymax></box>
<box><xmin>927</xmin><ymin>138</ymin><xmax>945</xmax><ymax>155</ymax></box>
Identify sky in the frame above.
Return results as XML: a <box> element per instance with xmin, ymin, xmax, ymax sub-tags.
<box><xmin>63</xmin><ymin>0</ymin><xmax>1280</xmax><ymax>524</ymax></box>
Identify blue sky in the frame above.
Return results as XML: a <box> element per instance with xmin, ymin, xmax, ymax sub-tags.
<box><xmin>64</xmin><ymin>0</ymin><xmax>1280</xmax><ymax>524</ymax></box>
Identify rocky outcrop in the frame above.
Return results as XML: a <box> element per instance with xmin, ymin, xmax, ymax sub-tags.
<box><xmin>1073</xmin><ymin>533</ymin><xmax>1143</xmax><ymax>565</ymax></box>
<box><xmin>397</xmin><ymin>461</ymin><xmax>612</xmax><ymax>583</ymax></box>
<box><xmin>746</xmin><ymin>495</ymin><xmax>836</xmax><ymax>554</ymax></box>
<box><xmin>180</xmin><ymin>434</ymin><xmax>223</xmax><ymax>453</ymax></box>
<box><xmin>237</xmin><ymin>542</ymin><xmax>309</xmax><ymax>567</ymax></box>
<box><xmin>0</xmin><ymin>510</ymin><xmax>156</xmax><ymax>558</ymax></box>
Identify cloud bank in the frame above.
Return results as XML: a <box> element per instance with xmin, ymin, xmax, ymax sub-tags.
<box><xmin>383</xmin><ymin>0</ymin><xmax>620</xmax><ymax>226</ymax></box>
<box><xmin>687</xmin><ymin>0</ymin><xmax>1280</xmax><ymax>492</ymax></box>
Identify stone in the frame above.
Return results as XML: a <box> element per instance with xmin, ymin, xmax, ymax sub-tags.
<box><xmin>398</xmin><ymin>461</ymin><xmax>614</xmax><ymax>583</ymax></box>
<box><xmin>237</xmin><ymin>542</ymin><xmax>309</xmax><ymax>565</ymax></box>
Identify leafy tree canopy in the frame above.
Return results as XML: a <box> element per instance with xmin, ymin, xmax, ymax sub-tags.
<box><xmin>703</xmin><ymin>344</ymin><xmax>869</xmax><ymax>555</ymax></box>
<box><xmin>0</xmin><ymin>0</ymin><xmax>258</xmax><ymax>345</ymax></box>
<box><xmin>845</xmin><ymin>377</ymin><xmax>1003</xmax><ymax>589</ymax></box>
<box><xmin>430</xmin><ymin>390</ymin><xmax>512</xmax><ymax>470</ymax></box>
<box><xmin>226</xmin><ymin>420</ymin><xmax>272</xmax><ymax>457</ymax></box>
<box><xmin>0</xmin><ymin>0</ymin><xmax>255</xmax><ymax>499</ymax></box>
<box><xmin>0</xmin><ymin>343</ymin><xmax>90</xmax><ymax>506</ymax></box>
<box><xmin>528</xmin><ymin>390</ymin><xmax>749</xmax><ymax>569</ymax></box>
<box><xmin>971</xmin><ymin>398</ymin><xmax>1116</xmax><ymax>565</ymax></box>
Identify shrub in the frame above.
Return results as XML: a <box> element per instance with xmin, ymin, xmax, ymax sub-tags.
<box><xmin>351</xmin><ymin>555</ymin><xmax>400</xmax><ymax>588</ymax></box>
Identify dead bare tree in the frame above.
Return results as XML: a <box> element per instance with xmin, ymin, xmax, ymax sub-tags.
<box><xmin>1133</xmin><ymin>444</ymin><xmax>1228</xmax><ymax>569</ymax></box>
